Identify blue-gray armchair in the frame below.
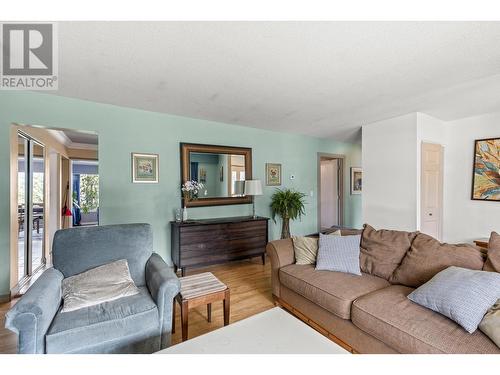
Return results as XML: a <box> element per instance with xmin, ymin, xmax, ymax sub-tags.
<box><xmin>5</xmin><ymin>223</ymin><xmax>180</xmax><ymax>354</ymax></box>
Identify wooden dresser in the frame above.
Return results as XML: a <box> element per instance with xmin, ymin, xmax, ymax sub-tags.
<box><xmin>171</xmin><ymin>216</ymin><xmax>269</xmax><ymax>276</ymax></box>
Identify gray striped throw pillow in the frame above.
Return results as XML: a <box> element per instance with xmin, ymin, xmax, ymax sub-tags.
<box><xmin>408</xmin><ymin>266</ymin><xmax>500</xmax><ymax>333</ymax></box>
<box><xmin>315</xmin><ymin>233</ymin><xmax>361</xmax><ymax>275</ymax></box>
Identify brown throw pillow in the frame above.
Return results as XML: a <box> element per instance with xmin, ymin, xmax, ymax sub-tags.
<box><xmin>390</xmin><ymin>233</ymin><xmax>485</xmax><ymax>287</ymax></box>
<box><xmin>339</xmin><ymin>228</ymin><xmax>363</xmax><ymax>236</ymax></box>
<box><xmin>483</xmin><ymin>231</ymin><xmax>500</xmax><ymax>272</ymax></box>
<box><xmin>359</xmin><ymin>224</ymin><xmax>417</xmax><ymax>280</ymax></box>
<box><xmin>321</xmin><ymin>227</ymin><xmax>362</xmax><ymax>236</ymax></box>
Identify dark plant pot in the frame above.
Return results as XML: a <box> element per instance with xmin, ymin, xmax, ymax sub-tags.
<box><xmin>281</xmin><ymin>218</ymin><xmax>291</xmax><ymax>239</ymax></box>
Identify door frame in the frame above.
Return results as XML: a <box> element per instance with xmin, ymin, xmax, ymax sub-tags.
<box><xmin>10</xmin><ymin>123</ymin><xmax>68</xmax><ymax>296</ymax></box>
<box><xmin>317</xmin><ymin>153</ymin><xmax>345</xmax><ymax>232</ymax></box>
<box><xmin>14</xmin><ymin>130</ymin><xmax>48</xmax><ymax>288</ymax></box>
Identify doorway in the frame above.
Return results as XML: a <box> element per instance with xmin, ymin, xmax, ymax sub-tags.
<box><xmin>229</xmin><ymin>155</ymin><xmax>245</xmax><ymax>196</ymax></box>
<box><xmin>11</xmin><ymin>124</ymin><xmax>98</xmax><ymax>293</ymax></box>
<box><xmin>71</xmin><ymin>160</ymin><xmax>99</xmax><ymax>226</ymax></box>
<box><xmin>318</xmin><ymin>153</ymin><xmax>344</xmax><ymax>231</ymax></box>
<box><xmin>17</xmin><ymin>132</ymin><xmax>47</xmax><ymax>282</ymax></box>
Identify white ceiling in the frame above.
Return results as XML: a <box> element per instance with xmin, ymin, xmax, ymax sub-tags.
<box><xmin>47</xmin><ymin>128</ymin><xmax>98</xmax><ymax>149</ymax></box>
<box><xmin>52</xmin><ymin>21</ymin><xmax>500</xmax><ymax>142</ymax></box>
<box><xmin>62</xmin><ymin>129</ymin><xmax>98</xmax><ymax>145</ymax></box>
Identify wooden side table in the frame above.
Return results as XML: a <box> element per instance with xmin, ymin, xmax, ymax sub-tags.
<box><xmin>172</xmin><ymin>272</ymin><xmax>230</xmax><ymax>341</ymax></box>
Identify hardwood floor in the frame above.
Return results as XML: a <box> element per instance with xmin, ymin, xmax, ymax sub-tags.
<box><xmin>0</xmin><ymin>299</ymin><xmax>17</xmax><ymax>354</ymax></box>
<box><xmin>172</xmin><ymin>257</ymin><xmax>273</xmax><ymax>345</ymax></box>
<box><xmin>0</xmin><ymin>257</ymin><xmax>273</xmax><ymax>353</ymax></box>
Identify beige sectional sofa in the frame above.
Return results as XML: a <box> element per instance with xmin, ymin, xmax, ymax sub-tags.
<box><xmin>266</xmin><ymin>226</ymin><xmax>500</xmax><ymax>354</ymax></box>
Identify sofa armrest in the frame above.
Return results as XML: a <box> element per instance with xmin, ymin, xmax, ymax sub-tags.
<box><xmin>145</xmin><ymin>253</ymin><xmax>180</xmax><ymax>349</ymax></box>
<box><xmin>266</xmin><ymin>239</ymin><xmax>294</xmax><ymax>298</ymax></box>
<box><xmin>5</xmin><ymin>268</ymin><xmax>63</xmax><ymax>354</ymax></box>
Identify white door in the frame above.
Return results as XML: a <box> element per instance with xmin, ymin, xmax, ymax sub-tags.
<box><xmin>320</xmin><ymin>159</ymin><xmax>339</xmax><ymax>229</ymax></box>
<box><xmin>420</xmin><ymin>142</ymin><xmax>443</xmax><ymax>240</ymax></box>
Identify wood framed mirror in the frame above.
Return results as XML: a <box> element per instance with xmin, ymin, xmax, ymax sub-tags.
<box><xmin>180</xmin><ymin>143</ymin><xmax>253</xmax><ymax>207</ymax></box>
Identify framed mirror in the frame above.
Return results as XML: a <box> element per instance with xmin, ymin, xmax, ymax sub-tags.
<box><xmin>180</xmin><ymin>143</ymin><xmax>253</xmax><ymax>207</ymax></box>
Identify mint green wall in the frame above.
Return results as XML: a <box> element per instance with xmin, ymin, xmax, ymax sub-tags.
<box><xmin>0</xmin><ymin>91</ymin><xmax>362</xmax><ymax>296</ymax></box>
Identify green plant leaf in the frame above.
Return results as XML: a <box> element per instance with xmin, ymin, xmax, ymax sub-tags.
<box><xmin>270</xmin><ymin>188</ymin><xmax>306</xmax><ymax>223</ymax></box>
<box><xmin>79</xmin><ymin>174</ymin><xmax>99</xmax><ymax>214</ymax></box>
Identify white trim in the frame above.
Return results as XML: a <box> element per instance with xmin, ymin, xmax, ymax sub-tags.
<box><xmin>47</xmin><ymin>129</ymin><xmax>71</xmax><ymax>145</ymax></box>
<box><xmin>46</xmin><ymin>129</ymin><xmax>98</xmax><ymax>150</ymax></box>
<box><xmin>68</xmin><ymin>142</ymin><xmax>98</xmax><ymax>150</ymax></box>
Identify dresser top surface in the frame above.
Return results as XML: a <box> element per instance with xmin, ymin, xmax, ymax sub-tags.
<box><xmin>170</xmin><ymin>216</ymin><xmax>269</xmax><ymax>226</ymax></box>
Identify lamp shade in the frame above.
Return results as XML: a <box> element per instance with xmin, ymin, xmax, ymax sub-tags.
<box><xmin>244</xmin><ymin>180</ymin><xmax>263</xmax><ymax>196</ymax></box>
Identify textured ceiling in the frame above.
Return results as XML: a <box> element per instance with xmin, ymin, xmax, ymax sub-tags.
<box><xmin>49</xmin><ymin>21</ymin><xmax>500</xmax><ymax>142</ymax></box>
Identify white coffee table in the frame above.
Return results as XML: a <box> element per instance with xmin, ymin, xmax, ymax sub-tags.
<box><xmin>158</xmin><ymin>307</ymin><xmax>349</xmax><ymax>354</ymax></box>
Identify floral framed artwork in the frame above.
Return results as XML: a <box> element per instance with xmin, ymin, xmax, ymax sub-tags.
<box><xmin>132</xmin><ymin>153</ymin><xmax>159</xmax><ymax>183</ymax></box>
<box><xmin>266</xmin><ymin>163</ymin><xmax>282</xmax><ymax>186</ymax></box>
<box><xmin>351</xmin><ymin>167</ymin><xmax>362</xmax><ymax>195</ymax></box>
<box><xmin>471</xmin><ymin>137</ymin><xmax>500</xmax><ymax>201</ymax></box>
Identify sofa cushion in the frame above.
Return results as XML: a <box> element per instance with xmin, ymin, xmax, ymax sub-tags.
<box><xmin>292</xmin><ymin>231</ymin><xmax>340</xmax><ymax>265</ymax></box>
<box><xmin>293</xmin><ymin>236</ymin><xmax>319</xmax><ymax>265</ymax></box>
<box><xmin>479</xmin><ymin>299</ymin><xmax>500</xmax><ymax>348</ymax></box>
<box><xmin>390</xmin><ymin>233</ymin><xmax>485</xmax><ymax>287</ymax></box>
<box><xmin>351</xmin><ymin>285</ymin><xmax>500</xmax><ymax>354</ymax></box>
<box><xmin>321</xmin><ymin>227</ymin><xmax>362</xmax><ymax>236</ymax></box>
<box><xmin>316</xmin><ymin>234</ymin><xmax>361</xmax><ymax>275</ymax></box>
<box><xmin>339</xmin><ymin>228</ymin><xmax>363</xmax><ymax>236</ymax></box>
<box><xmin>46</xmin><ymin>287</ymin><xmax>160</xmax><ymax>353</ymax></box>
<box><xmin>360</xmin><ymin>224</ymin><xmax>417</xmax><ymax>280</ymax></box>
<box><xmin>279</xmin><ymin>264</ymin><xmax>389</xmax><ymax>319</ymax></box>
<box><xmin>484</xmin><ymin>231</ymin><xmax>500</xmax><ymax>272</ymax></box>
<box><xmin>408</xmin><ymin>266</ymin><xmax>500</xmax><ymax>333</ymax></box>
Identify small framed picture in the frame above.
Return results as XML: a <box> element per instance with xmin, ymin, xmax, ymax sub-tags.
<box><xmin>132</xmin><ymin>153</ymin><xmax>159</xmax><ymax>183</ymax></box>
<box><xmin>266</xmin><ymin>163</ymin><xmax>282</xmax><ymax>186</ymax></box>
<box><xmin>351</xmin><ymin>167</ymin><xmax>362</xmax><ymax>195</ymax></box>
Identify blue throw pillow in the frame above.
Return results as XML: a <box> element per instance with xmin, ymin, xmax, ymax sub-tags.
<box><xmin>315</xmin><ymin>233</ymin><xmax>361</xmax><ymax>275</ymax></box>
<box><xmin>408</xmin><ymin>266</ymin><xmax>500</xmax><ymax>333</ymax></box>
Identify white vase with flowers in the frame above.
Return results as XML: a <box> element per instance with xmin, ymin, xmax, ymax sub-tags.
<box><xmin>181</xmin><ymin>180</ymin><xmax>204</xmax><ymax>221</ymax></box>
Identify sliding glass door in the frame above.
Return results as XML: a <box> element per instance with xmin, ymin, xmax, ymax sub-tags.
<box><xmin>17</xmin><ymin>132</ymin><xmax>46</xmax><ymax>281</ymax></box>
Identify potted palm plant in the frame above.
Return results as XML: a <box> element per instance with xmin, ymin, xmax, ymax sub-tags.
<box><xmin>270</xmin><ymin>188</ymin><xmax>306</xmax><ymax>239</ymax></box>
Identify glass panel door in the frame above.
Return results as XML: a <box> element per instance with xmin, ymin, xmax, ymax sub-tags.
<box><xmin>17</xmin><ymin>135</ymin><xmax>27</xmax><ymax>281</ymax></box>
<box><xmin>17</xmin><ymin>132</ymin><xmax>46</xmax><ymax>281</ymax></box>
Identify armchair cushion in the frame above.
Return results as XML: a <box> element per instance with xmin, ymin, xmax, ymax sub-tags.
<box><xmin>53</xmin><ymin>224</ymin><xmax>153</xmax><ymax>286</ymax></box>
<box><xmin>5</xmin><ymin>268</ymin><xmax>63</xmax><ymax>354</ymax></box>
<box><xmin>61</xmin><ymin>259</ymin><xmax>139</xmax><ymax>312</ymax></box>
<box><xmin>46</xmin><ymin>287</ymin><xmax>159</xmax><ymax>353</ymax></box>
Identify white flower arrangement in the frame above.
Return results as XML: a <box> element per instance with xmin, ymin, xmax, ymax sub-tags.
<box><xmin>181</xmin><ymin>180</ymin><xmax>204</xmax><ymax>200</ymax></box>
